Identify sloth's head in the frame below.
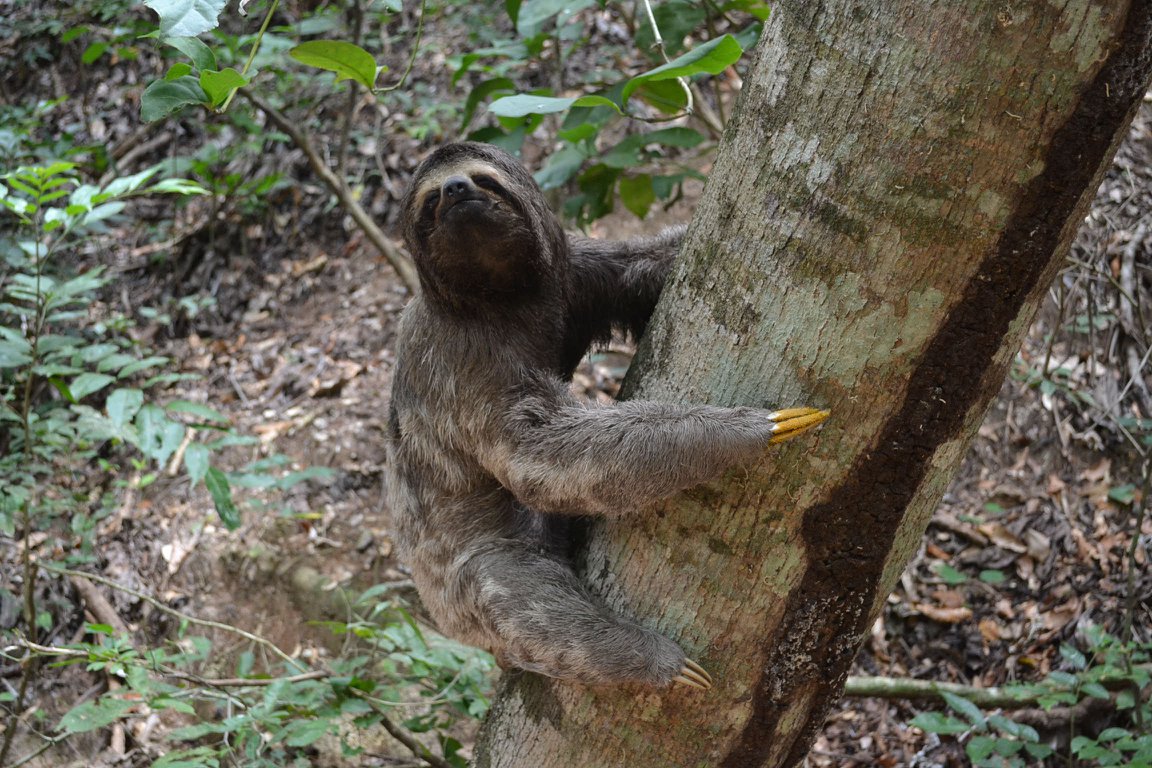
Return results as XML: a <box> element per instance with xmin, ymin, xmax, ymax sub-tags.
<box><xmin>401</xmin><ymin>142</ymin><xmax>566</xmax><ymax>311</ymax></box>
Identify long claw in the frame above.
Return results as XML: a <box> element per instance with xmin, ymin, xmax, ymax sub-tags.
<box><xmin>672</xmin><ymin>658</ymin><xmax>713</xmax><ymax>690</ymax></box>
<box><xmin>768</xmin><ymin>406</ymin><xmax>830</xmax><ymax>444</ymax></box>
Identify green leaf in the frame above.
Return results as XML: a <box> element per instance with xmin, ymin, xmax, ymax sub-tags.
<box><xmin>966</xmin><ymin>735</ymin><xmax>1000</xmax><ymax>760</ymax></box>
<box><xmin>144</xmin><ymin>178</ymin><xmax>209</xmax><ymax>196</ymax></box>
<box><xmin>281</xmin><ymin>717</ymin><xmax>331</xmax><ymax>747</ymax></box>
<box><xmin>534</xmin><ymin>145</ymin><xmax>589</xmax><ymax>190</ymax></box>
<box><xmin>941</xmin><ymin>691</ymin><xmax>987</xmax><ymax>728</ymax></box>
<box><xmin>206</xmin><ymin>468</ymin><xmax>240</xmax><ymax>530</ymax></box>
<box><xmin>978</xmin><ymin>569</ymin><xmax>1006</xmax><ymax>584</ymax></box>
<box><xmin>488</xmin><ymin>93</ymin><xmax>618</xmax><ymax>118</ymax></box>
<box><xmin>633</xmin><ymin>77</ymin><xmax>690</xmax><ymax>114</ymax></box>
<box><xmin>1081</xmin><ymin>681</ymin><xmax>1110</xmax><ymax>699</ymax></box>
<box><xmin>183</xmin><ymin>444</ymin><xmax>209</xmax><ymax>486</ymax></box>
<box><xmin>59</xmin><ymin>697</ymin><xmax>135</xmax><ymax>734</ymax></box>
<box><xmin>107</xmin><ymin>388</ymin><xmax>145</xmax><ymax>430</ymax></box>
<box><xmin>0</xmin><ymin>338</ymin><xmax>32</xmax><ymax>368</ymax></box>
<box><xmin>150</xmin><ymin>696</ymin><xmax>197</xmax><ymax>715</ymax></box>
<box><xmin>1108</xmin><ymin>483</ymin><xmax>1136</xmax><ymax>505</ymax></box>
<box><xmin>70</xmin><ymin>372</ymin><xmax>116</xmax><ymax>401</ymax></box>
<box><xmin>164</xmin><ymin>62</ymin><xmax>193</xmax><ymax>80</ymax></box>
<box><xmin>910</xmin><ymin>711</ymin><xmax>970</xmax><ymax>735</ymax></box>
<box><xmin>1060</xmin><ymin>643</ymin><xmax>1087</xmax><ymax>670</ymax></box>
<box><xmin>164</xmin><ymin>35</ymin><xmax>217</xmax><ymax>72</ymax></box>
<box><xmin>933</xmin><ymin>561</ymin><xmax>968</xmax><ymax>585</ymax></box>
<box><xmin>166</xmin><ymin>400</ymin><xmax>229</xmax><ymax>424</ymax></box>
<box><xmin>141</xmin><ymin>76</ymin><xmax>208</xmax><ymax>121</ymax></box>
<box><xmin>290</xmin><ymin>41</ymin><xmax>378</xmax><ymax>90</ymax></box>
<box><xmin>136</xmin><ymin>404</ymin><xmax>186</xmax><ymax>466</ymax></box>
<box><xmin>144</xmin><ymin>0</ymin><xmax>227</xmax><ymax>37</ymax></box>
<box><xmin>490</xmin><ymin>94</ymin><xmax>572</xmax><ymax>117</ymax></box>
<box><xmin>461</xmin><ymin>77</ymin><xmax>516</xmax><ymax>130</ymax></box>
<box><xmin>199</xmin><ymin>67</ymin><xmax>248</xmax><ymax>108</ymax></box>
<box><xmin>515</xmin><ymin>0</ymin><xmax>596</xmax><ymax>36</ymax></box>
<box><xmin>621</xmin><ymin>35</ymin><xmax>744</xmax><ymax>105</ymax></box>
<box><xmin>117</xmin><ymin>356</ymin><xmax>170</xmax><ymax>378</ymax></box>
<box><xmin>619</xmin><ymin>174</ymin><xmax>655</xmax><ymax>219</ymax></box>
<box><xmin>82</xmin><ymin>42</ymin><xmax>109</xmax><ymax>65</ymax></box>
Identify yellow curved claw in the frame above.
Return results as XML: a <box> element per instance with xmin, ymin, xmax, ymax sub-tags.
<box><xmin>672</xmin><ymin>658</ymin><xmax>713</xmax><ymax>690</ymax></box>
<box><xmin>767</xmin><ymin>407</ymin><xmax>830</xmax><ymax>444</ymax></box>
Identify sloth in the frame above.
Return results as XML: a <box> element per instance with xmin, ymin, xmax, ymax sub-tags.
<box><xmin>385</xmin><ymin>142</ymin><xmax>827</xmax><ymax>690</ymax></box>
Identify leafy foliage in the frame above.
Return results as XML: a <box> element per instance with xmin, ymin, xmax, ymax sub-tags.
<box><xmin>912</xmin><ymin>628</ymin><xmax>1152</xmax><ymax>767</ymax></box>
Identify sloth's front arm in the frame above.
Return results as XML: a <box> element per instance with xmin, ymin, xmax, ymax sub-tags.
<box><xmin>484</xmin><ymin>378</ymin><xmax>828</xmax><ymax>517</ymax></box>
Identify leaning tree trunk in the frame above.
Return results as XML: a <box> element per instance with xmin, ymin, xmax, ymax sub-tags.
<box><xmin>475</xmin><ymin>3</ymin><xmax>1152</xmax><ymax>767</ymax></box>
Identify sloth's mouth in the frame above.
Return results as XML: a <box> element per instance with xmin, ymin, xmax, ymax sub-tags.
<box><xmin>440</xmin><ymin>195</ymin><xmax>490</xmax><ymax>218</ymax></box>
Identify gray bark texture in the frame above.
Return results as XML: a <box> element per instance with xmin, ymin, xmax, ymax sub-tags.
<box><xmin>474</xmin><ymin>2</ymin><xmax>1152</xmax><ymax>766</ymax></box>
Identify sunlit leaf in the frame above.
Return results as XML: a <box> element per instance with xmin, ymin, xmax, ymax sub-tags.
<box><xmin>621</xmin><ymin>35</ymin><xmax>743</xmax><ymax>105</ymax></box>
<box><xmin>489</xmin><ymin>94</ymin><xmax>617</xmax><ymax>118</ymax></box>
<box><xmin>199</xmin><ymin>67</ymin><xmax>248</xmax><ymax>108</ymax></box>
<box><xmin>290</xmin><ymin>41</ymin><xmax>378</xmax><ymax>90</ymax></box>
<box><xmin>144</xmin><ymin>0</ymin><xmax>227</xmax><ymax>37</ymax></box>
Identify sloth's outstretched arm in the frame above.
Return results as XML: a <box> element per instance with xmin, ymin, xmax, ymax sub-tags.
<box><xmin>489</xmin><ymin>378</ymin><xmax>828</xmax><ymax>517</ymax></box>
<box><xmin>566</xmin><ymin>225</ymin><xmax>684</xmax><ymax>341</ymax></box>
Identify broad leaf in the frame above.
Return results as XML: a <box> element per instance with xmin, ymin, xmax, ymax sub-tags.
<box><xmin>107</xmin><ymin>388</ymin><xmax>144</xmax><ymax>430</ymax></box>
<box><xmin>166</xmin><ymin>400</ymin><xmax>229</xmax><ymax>424</ymax></box>
<box><xmin>621</xmin><ymin>34</ymin><xmax>743</xmax><ymax>105</ymax></box>
<box><xmin>69</xmin><ymin>372</ymin><xmax>116</xmax><ymax>401</ymax></box>
<box><xmin>165</xmin><ymin>35</ymin><xmax>217</xmax><ymax>72</ymax></box>
<box><xmin>619</xmin><ymin>174</ymin><xmax>655</xmax><ymax>218</ymax></box>
<box><xmin>141</xmin><ymin>76</ymin><xmax>208</xmax><ymax>122</ymax></box>
<box><xmin>290</xmin><ymin>41</ymin><xmax>378</xmax><ymax>90</ymax></box>
<box><xmin>59</xmin><ymin>697</ymin><xmax>135</xmax><ymax>734</ymax></box>
<box><xmin>183</xmin><ymin>443</ymin><xmax>209</xmax><ymax>486</ymax></box>
<box><xmin>199</xmin><ymin>67</ymin><xmax>248</xmax><ymax>107</ymax></box>
<box><xmin>145</xmin><ymin>0</ymin><xmax>226</xmax><ymax>37</ymax></box>
<box><xmin>516</xmin><ymin>0</ymin><xmax>596</xmax><ymax>36</ymax></box>
<box><xmin>910</xmin><ymin>711</ymin><xmax>970</xmax><ymax>735</ymax></box>
<box><xmin>0</xmin><ymin>338</ymin><xmax>32</xmax><ymax>368</ymax></box>
<box><xmin>489</xmin><ymin>94</ymin><xmax>617</xmax><ymax>118</ymax></box>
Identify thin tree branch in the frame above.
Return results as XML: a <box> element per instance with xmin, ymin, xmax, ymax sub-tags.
<box><xmin>239</xmin><ymin>88</ymin><xmax>420</xmax><ymax>293</ymax></box>
<box><xmin>843</xmin><ymin>671</ymin><xmax>1152</xmax><ymax>709</ymax></box>
<box><xmin>843</xmin><ymin>675</ymin><xmax>1032</xmax><ymax>708</ymax></box>
<box><xmin>352</xmin><ymin>690</ymin><xmax>454</xmax><ymax>768</ymax></box>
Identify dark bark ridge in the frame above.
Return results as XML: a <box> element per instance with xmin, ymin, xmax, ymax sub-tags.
<box><xmin>721</xmin><ymin>5</ymin><xmax>1152</xmax><ymax>767</ymax></box>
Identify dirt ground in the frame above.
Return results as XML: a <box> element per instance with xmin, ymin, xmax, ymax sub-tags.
<box><xmin>3</xmin><ymin>4</ymin><xmax>1152</xmax><ymax>766</ymax></box>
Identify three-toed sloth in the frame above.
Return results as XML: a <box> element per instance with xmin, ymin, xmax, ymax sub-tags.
<box><xmin>386</xmin><ymin>142</ymin><xmax>826</xmax><ymax>689</ymax></box>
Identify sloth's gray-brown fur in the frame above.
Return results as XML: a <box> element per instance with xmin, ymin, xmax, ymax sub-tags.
<box><xmin>385</xmin><ymin>142</ymin><xmax>827</xmax><ymax>689</ymax></box>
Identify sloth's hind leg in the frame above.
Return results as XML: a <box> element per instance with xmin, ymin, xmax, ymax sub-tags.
<box><xmin>464</xmin><ymin>542</ymin><xmax>710</xmax><ymax>689</ymax></box>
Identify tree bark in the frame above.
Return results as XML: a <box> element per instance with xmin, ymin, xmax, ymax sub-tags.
<box><xmin>475</xmin><ymin>3</ymin><xmax>1152</xmax><ymax>767</ymax></box>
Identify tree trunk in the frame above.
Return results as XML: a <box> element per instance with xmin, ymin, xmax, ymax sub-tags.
<box><xmin>475</xmin><ymin>3</ymin><xmax>1152</xmax><ymax>766</ymax></box>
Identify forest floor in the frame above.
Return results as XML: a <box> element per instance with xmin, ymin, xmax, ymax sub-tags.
<box><xmin>3</xmin><ymin>4</ymin><xmax>1152</xmax><ymax>767</ymax></box>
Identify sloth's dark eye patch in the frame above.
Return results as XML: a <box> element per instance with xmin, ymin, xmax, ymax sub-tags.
<box><xmin>421</xmin><ymin>191</ymin><xmax>441</xmax><ymax>218</ymax></box>
<box><xmin>472</xmin><ymin>174</ymin><xmax>505</xmax><ymax>196</ymax></box>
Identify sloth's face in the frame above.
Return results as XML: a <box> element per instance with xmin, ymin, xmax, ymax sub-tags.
<box><xmin>406</xmin><ymin>149</ymin><xmax>551</xmax><ymax>302</ymax></box>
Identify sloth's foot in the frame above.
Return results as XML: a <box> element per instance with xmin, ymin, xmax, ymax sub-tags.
<box><xmin>672</xmin><ymin>658</ymin><xmax>713</xmax><ymax>690</ymax></box>
<box><xmin>768</xmin><ymin>407</ymin><xmax>830</xmax><ymax>444</ymax></box>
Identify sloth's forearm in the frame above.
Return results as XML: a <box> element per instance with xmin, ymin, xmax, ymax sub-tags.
<box><xmin>499</xmin><ymin>400</ymin><xmax>821</xmax><ymax>516</ymax></box>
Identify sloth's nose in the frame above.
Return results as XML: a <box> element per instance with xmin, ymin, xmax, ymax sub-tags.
<box><xmin>442</xmin><ymin>176</ymin><xmax>472</xmax><ymax>200</ymax></box>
